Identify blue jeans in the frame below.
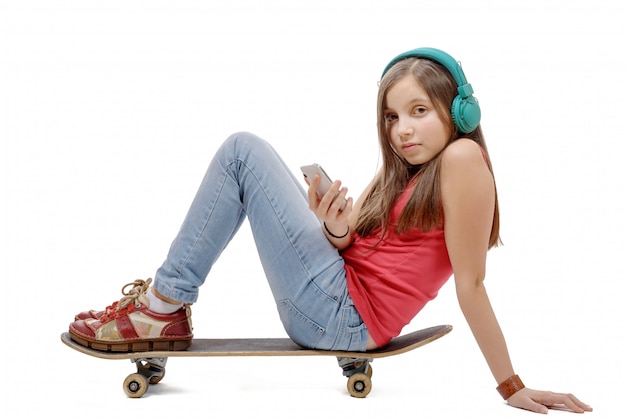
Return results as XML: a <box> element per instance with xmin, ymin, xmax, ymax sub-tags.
<box><xmin>153</xmin><ymin>132</ymin><xmax>368</xmax><ymax>352</ymax></box>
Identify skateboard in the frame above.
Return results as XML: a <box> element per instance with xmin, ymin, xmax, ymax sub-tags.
<box><xmin>61</xmin><ymin>324</ymin><xmax>451</xmax><ymax>398</ymax></box>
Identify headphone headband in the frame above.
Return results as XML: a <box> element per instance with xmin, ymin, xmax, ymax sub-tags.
<box><xmin>381</xmin><ymin>47</ymin><xmax>481</xmax><ymax>133</ymax></box>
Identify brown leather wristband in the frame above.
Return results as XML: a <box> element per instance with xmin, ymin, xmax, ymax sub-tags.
<box><xmin>496</xmin><ymin>374</ymin><xmax>525</xmax><ymax>400</ymax></box>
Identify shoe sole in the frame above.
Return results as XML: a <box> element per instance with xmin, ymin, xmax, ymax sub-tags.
<box><xmin>69</xmin><ymin>330</ymin><xmax>192</xmax><ymax>352</ymax></box>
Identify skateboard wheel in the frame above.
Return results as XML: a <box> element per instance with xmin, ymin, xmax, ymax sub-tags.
<box><xmin>123</xmin><ymin>373</ymin><xmax>149</xmax><ymax>398</ymax></box>
<box><xmin>347</xmin><ymin>372</ymin><xmax>372</xmax><ymax>398</ymax></box>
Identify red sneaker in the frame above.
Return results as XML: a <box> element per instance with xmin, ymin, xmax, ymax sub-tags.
<box><xmin>74</xmin><ymin>309</ymin><xmax>105</xmax><ymax>321</ymax></box>
<box><xmin>69</xmin><ymin>279</ymin><xmax>193</xmax><ymax>352</ymax></box>
<box><xmin>74</xmin><ymin>279</ymin><xmax>147</xmax><ymax>321</ymax></box>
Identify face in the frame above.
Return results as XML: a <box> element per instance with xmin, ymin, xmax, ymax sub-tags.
<box><xmin>384</xmin><ymin>74</ymin><xmax>450</xmax><ymax>165</ymax></box>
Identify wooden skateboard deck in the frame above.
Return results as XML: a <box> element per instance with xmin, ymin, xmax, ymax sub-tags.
<box><xmin>61</xmin><ymin>324</ymin><xmax>451</xmax><ymax>398</ymax></box>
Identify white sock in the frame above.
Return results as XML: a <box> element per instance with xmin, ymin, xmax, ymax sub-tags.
<box><xmin>146</xmin><ymin>288</ymin><xmax>184</xmax><ymax>314</ymax></box>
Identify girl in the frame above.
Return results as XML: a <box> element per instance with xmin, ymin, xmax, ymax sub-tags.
<box><xmin>69</xmin><ymin>48</ymin><xmax>591</xmax><ymax>413</ymax></box>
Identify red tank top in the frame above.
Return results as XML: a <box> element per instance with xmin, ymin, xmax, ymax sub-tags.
<box><xmin>342</xmin><ymin>184</ymin><xmax>453</xmax><ymax>347</ymax></box>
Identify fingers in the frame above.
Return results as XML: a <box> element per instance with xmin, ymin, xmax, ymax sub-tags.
<box><xmin>508</xmin><ymin>388</ymin><xmax>592</xmax><ymax>414</ymax></box>
<box><xmin>325</xmin><ymin>183</ymin><xmax>349</xmax><ymax>213</ymax></box>
<box><xmin>536</xmin><ymin>391</ymin><xmax>593</xmax><ymax>413</ymax></box>
<box><xmin>307</xmin><ymin>175</ymin><xmax>350</xmax><ymax>217</ymax></box>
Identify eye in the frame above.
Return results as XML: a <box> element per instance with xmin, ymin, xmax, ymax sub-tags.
<box><xmin>384</xmin><ymin>113</ymin><xmax>398</xmax><ymax>124</ymax></box>
<box><xmin>413</xmin><ymin>106</ymin><xmax>427</xmax><ymax>115</ymax></box>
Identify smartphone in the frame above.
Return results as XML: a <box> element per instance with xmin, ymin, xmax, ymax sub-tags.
<box><xmin>300</xmin><ymin>163</ymin><xmax>347</xmax><ymax>210</ymax></box>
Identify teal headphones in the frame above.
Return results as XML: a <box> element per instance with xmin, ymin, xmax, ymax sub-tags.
<box><xmin>381</xmin><ymin>47</ymin><xmax>481</xmax><ymax>133</ymax></box>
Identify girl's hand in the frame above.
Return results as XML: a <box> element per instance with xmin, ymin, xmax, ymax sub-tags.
<box><xmin>507</xmin><ymin>387</ymin><xmax>592</xmax><ymax>414</ymax></box>
<box><xmin>305</xmin><ymin>174</ymin><xmax>352</xmax><ymax>223</ymax></box>
<box><xmin>305</xmin><ymin>174</ymin><xmax>353</xmax><ymax>249</ymax></box>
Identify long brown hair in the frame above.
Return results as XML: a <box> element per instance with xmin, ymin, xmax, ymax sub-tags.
<box><xmin>355</xmin><ymin>57</ymin><xmax>501</xmax><ymax>248</ymax></box>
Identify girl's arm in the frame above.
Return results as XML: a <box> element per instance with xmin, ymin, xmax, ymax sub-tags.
<box><xmin>440</xmin><ymin>139</ymin><xmax>591</xmax><ymax>414</ymax></box>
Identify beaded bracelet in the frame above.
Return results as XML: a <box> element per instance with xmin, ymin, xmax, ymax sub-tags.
<box><xmin>496</xmin><ymin>374</ymin><xmax>525</xmax><ymax>400</ymax></box>
<box><xmin>324</xmin><ymin>222</ymin><xmax>350</xmax><ymax>239</ymax></box>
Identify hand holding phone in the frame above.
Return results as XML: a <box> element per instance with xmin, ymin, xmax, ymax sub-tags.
<box><xmin>300</xmin><ymin>163</ymin><xmax>347</xmax><ymax>211</ymax></box>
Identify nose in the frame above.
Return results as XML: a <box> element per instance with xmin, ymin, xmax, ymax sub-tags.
<box><xmin>397</xmin><ymin>117</ymin><xmax>414</xmax><ymax>139</ymax></box>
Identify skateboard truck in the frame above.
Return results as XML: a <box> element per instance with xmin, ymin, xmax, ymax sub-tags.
<box><xmin>124</xmin><ymin>357</ymin><xmax>168</xmax><ymax>398</ymax></box>
<box><xmin>338</xmin><ymin>357</ymin><xmax>374</xmax><ymax>398</ymax></box>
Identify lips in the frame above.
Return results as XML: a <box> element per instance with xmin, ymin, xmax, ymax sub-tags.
<box><xmin>402</xmin><ymin>143</ymin><xmax>419</xmax><ymax>151</ymax></box>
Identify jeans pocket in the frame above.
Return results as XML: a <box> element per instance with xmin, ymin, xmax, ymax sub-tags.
<box><xmin>277</xmin><ymin>299</ymin><xmax>325</xmax><ymax>348</ymax></box>
<box><xmin>335</xmin><ymin>304</ymin><xmax>368</xmax><ymax>351</ymax></box>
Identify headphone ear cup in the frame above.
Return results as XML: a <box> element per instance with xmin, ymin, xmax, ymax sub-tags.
<box><xmin>451</xmin><ymin>95</ymin><xmax>481</xmax><ymax>133</ymax></box>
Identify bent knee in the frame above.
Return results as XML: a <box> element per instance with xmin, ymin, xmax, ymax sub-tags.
<box><xmin>224</xmin><ymin>131</ymin><xmax>266</xmax><ymax>149</ymax></box>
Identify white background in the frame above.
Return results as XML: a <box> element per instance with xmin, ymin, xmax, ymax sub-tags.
<box><xmin>2</xmin><ymin>0</ymin><xmax>623</xmax><ymax>416</ymax></box>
